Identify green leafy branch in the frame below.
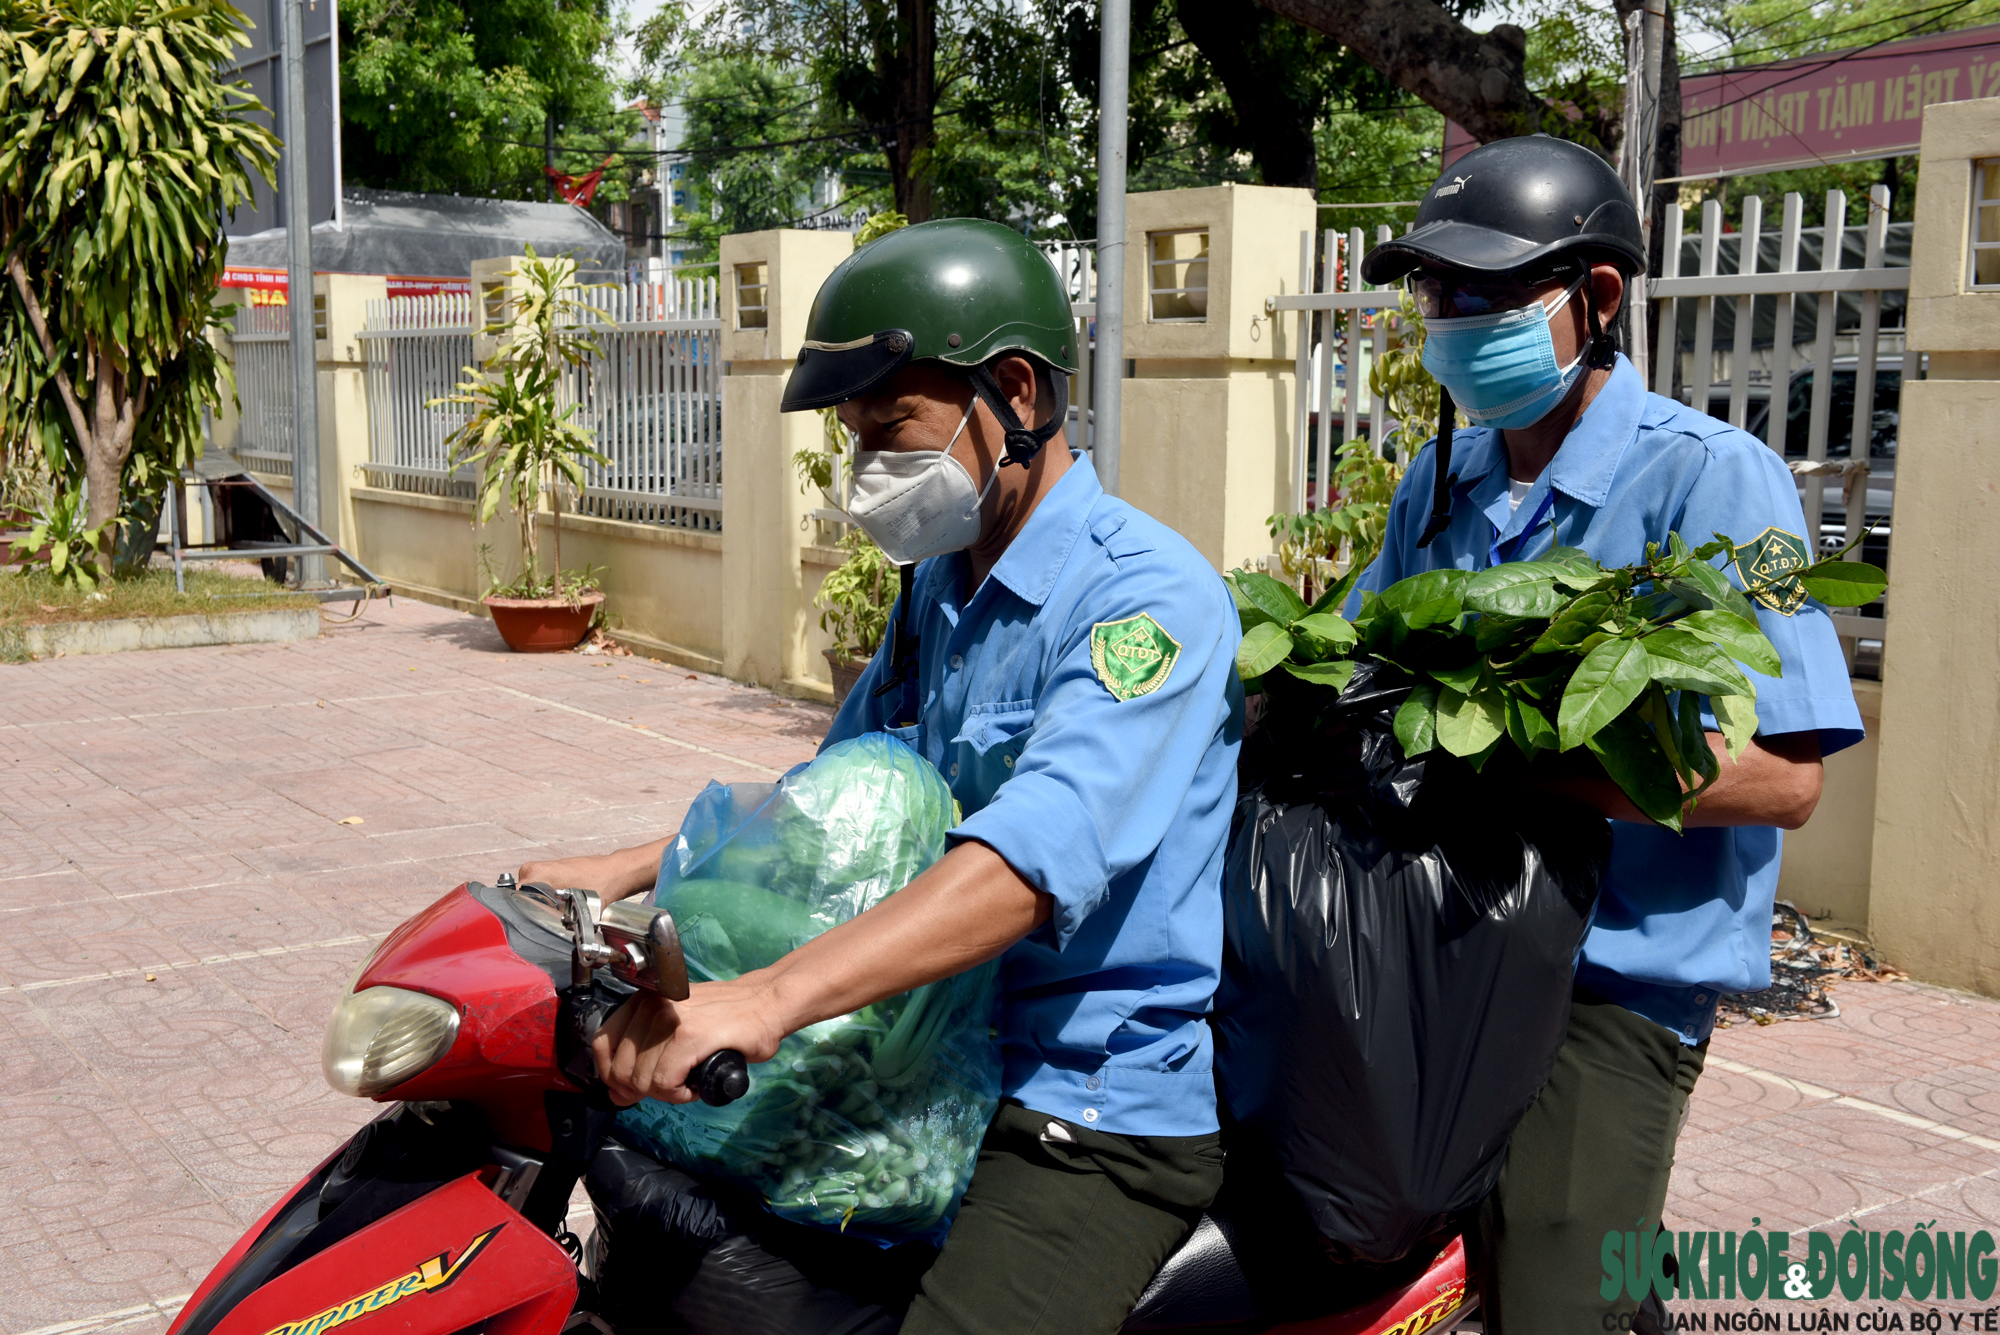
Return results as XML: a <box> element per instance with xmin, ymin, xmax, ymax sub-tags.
<box><xmin>1229</xmin><ymin>532</ymin><xmax>1886</xmax><ymax>832</ymax></box>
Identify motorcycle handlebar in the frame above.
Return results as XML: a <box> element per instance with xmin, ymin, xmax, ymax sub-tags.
<box><xmin>691</xmin><ymin>1049</ymin><xmax>750</xmax><ymax>1106</ymax></box>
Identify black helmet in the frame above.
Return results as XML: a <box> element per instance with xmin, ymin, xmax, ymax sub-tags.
<box><xmin>1360</xmin><ymin>135</ymin><xmax>1645</xmax><ymax>284</ymax></box>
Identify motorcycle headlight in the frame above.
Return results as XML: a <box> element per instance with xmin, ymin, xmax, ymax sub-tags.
<box><xmin>321</xmin><ymin>986</ymin><xmax>461</xmax><ymax>1098</ymax></box>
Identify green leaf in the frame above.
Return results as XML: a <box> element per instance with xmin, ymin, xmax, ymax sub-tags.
<box><xmin>1378</xmin><ymin>568</ymin><xmax>1469</xmax><ymax>629</ymax></box>
<box><xmin>1587</xmin><ymin>714</ymin><xmax>1686</xmax><ymax>832</ymax></box>
<box><xmin>1304</xmin><ymin>562</ymin><xmax>1366</xmax><ymax>617</ymax></box>
<box><xmin>1464</xmin><ymin>562</ymin><xmax>1566</xmax><ymax>618</ymax></box>
<box><xmin>1237</xmin><ymin>621</ymin><xmax>1295</xmax><ymax>679</ymax></box>
<box><xmin>1394</xmin><ymin>682</ymin><xmax>1439</xmax><ymax>757</ymax></box>
<box><xmin>1507</xmin><ymin>695</ymin><xmax>1558</xmax><ymax>754</ymax></box>
<box><xmin>1557</xmin><ymin>638</ymin><xmax>1651</xmax><ymax>750</ymax></box>
<box><xmin>1290</xmin><ymin>611</ymin><xmax>1357</xmax><ymax>649</ymax></box>
<box><xmin>1428</xmin><ymin>660</ymin><xmax>1485</xmax><ymax>693</ymax></box>
<box><xmin>1676</xmin><ymin>610</ymin><xmax>1782</xmax><ymax>677</ymax></box>
<box><xmin>1281</xmin><ymin>659</ymin><xmax>1357</xmax><ymax>691</ymax></box>
<box><xmin>1531</xmin><ymin>590</ymin><xmax>1615</xmax><ymax>654</ymax></box>
<box><xmin>1435</xmin><ymin>685</ymin><xmax>1507</xmax><ymax>757</ymax></box>
<box><xmin>1795</xmin><ymin>560</ymin><xmax>1887</xmax><ymax>607</ymax></box>
<box><xmin>1640</xmin><ymin>628</ymin><xmax>1752</xmax><ymax>696</ymax></box>
<box><xmin>1712</xmin><ymin>692</ymin><xmax>1758</xmax><ymax>761</ymax></box>
<box><xmin>1227</xmin><ymin>577</ymin><xmax>1274</xmax><ymax>631</ymax></box>
<box><xmin>1678</xmin><ymin>688</ymin><xmax>1721</xmax><ymax>797</ymax></box>
<box><xmin>1663</xmin><ymin>559</ymin><xmax>1760</xmax><ymax>624</ymax></box>
<box><xmin>1232</xmin><ymin>570</ymin><xmax>1308</xmax><ymax>626</ymax></box>
<box><xmin>1544</xmin><ymin>545</ymin><xmax>1605</xmax><ymax>589</ymax></box>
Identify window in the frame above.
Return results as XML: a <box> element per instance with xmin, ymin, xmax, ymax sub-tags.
<box><xmin>736</xmin><ymin>261</ymin><xmax>769</xmax><ymax>329</ymax></box>
<box><xmin>1148</xmin><ymin>229</ymin><xmax>1209</xmax><ymax>321</ymax></box>
<box><xmin>481</xmin><ymin>280</ymin><xmax>509</xmax><ymax>330</ymax></box>
<box><xmin>313</xmin><ymin>291</ymin><xmax>328</xmax><ymax>341</ymax></box>
<box><xmin>1974</xmin><ymin>159</ymin><xmax>2000</xmax><ymax>289</ymax></box>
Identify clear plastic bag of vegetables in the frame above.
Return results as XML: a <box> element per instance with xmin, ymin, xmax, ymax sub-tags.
<box><xmin>617</xmin><ymin>732</ymin><xmax>1003</xmax><ymax>1246</ymax></box>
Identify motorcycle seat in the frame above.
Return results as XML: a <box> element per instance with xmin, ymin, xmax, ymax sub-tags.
<box><xmin>1122</xmin><ymin>1210</ymin><xmax>1256</xmax><ymax>1330</ymax></box>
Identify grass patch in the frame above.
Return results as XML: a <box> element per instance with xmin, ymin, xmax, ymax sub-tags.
<box><xmin>0</xmin><ymin>568</ymin><xmax>318</xmax><ymax>628</ymax></box>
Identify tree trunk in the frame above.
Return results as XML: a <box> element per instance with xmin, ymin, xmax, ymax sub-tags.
<box><xmin>878</xmin><ymin>0</ymin><xmax>937</xmax><ymax>221</ymax></box>
<box><xmin>7</xmin><ymin>247</ymin><xmax>140</xmax><ymax>581</ymax></box>
<box><xmin>1177</xmin><ymin>0</ymin><xmax>1321</xmax><ymax>191</ymax></box>
<box><xmin>1250</xmin><ymin>0</ymin><xmax>1540</xmax><ymax>143</ymax></box>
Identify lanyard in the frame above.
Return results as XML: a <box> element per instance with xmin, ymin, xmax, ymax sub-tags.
<box><xmin>1489</xmin><ymin>486</ymin><xmax>1558</xmax><ymax>567</ymax></box>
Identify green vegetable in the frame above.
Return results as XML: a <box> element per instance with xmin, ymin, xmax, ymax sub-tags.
<box><xmin>1230</xmin><ymin>531</ymin><xmax>1885</xmax><ymax>833</ymax></box>
<box><xmin>618</xmin><ymin>734</ymin><xmax>998</xmax><ymax>1244</ymax></box>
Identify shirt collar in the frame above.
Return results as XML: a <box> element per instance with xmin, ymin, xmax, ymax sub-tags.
<box><xmin>984</xmin><ymin>451</ymin><xmax>1101</xmax><ymax>608</ymax></box>
<box><xmin>1545</xmin><ymin>354</ymin><xmax>1646</xmax><ymax>508</ymax></box>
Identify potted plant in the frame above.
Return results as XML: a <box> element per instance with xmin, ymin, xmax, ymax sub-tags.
<box><xmin>436</xmin><ymin>247</ymin><xmax>612</xmax><ymax>652</ymax></box>
<box><xmin>814</xmin><ymin>528</ymin><xmax>898</xmax><ymax>705</ymax></box>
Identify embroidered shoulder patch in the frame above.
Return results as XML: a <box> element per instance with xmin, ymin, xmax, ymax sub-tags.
<box><xmin>1733</xmin><ymin>526</ymin><xmax>1812</xmax><ymax>614</ymax></box>
<box><xmin>1090</xmin><ymin>614</ymin><xmax>1181</xmax><ymax>702</ymax></box>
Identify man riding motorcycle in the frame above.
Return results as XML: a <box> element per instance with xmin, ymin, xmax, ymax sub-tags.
<box><xmin>522</xmin><ymin>217</ymin><xmax>1244</xmax><ymax>1335</ymax></box>
<box><xmin>1351</xmin><ymin>135</ymin><xmax>1866</xmax><ymax>1331</ymax></box>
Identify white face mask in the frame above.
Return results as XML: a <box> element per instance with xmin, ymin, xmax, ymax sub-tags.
<box><xmin>846</xmin><ymin>395</ymin><xmax>997</xmax><ymax>565</ymax></box>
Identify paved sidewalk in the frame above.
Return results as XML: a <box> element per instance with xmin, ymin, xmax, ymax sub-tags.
<box><xmin>2</xmin><ymin>597</ymin><xmax>1997</xmax><ymax>1334</ymax></box>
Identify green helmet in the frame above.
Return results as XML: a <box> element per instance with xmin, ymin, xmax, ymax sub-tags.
<box><xmin>780</xmin><ymin>218</ymin><xmax>1077</xmax><ymax>466</ymax></box>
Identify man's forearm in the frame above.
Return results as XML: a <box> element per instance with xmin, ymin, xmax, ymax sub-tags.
<box><xmin>518</xmin><ymin>835</ymin><xmax>674</xmax><ymax>904</ymax></box>
<box><xmin>753</xmin><ymin>838</ymin><xmax>1052</xmax><ymax>1035</ymax></box>
<box><xmin>1547</xmin><ymin>730</ymin><xmax>1824</xmax><ymax>829</ymax></box>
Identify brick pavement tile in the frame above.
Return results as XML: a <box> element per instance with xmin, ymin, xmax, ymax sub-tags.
<box><xmin>0</xmin><ymin>996</ymin><xmax>90</xmax><ymax>1095</ymax></box>
<box><xmin>135</xmin><ymin>882</ymin><xmax>357</xmax><ymax>961</ymax></box>
<box><xmin>28</xmin><ymin>967</ymin><xmax>316</xmax><ymax>1097</ymax></box>
<box><xmin>0</xmin><ymin>868</ymin><xmax>109</xmax><ymax>904</ymax></box>
<box><xmin>0</xmin><ymin>919</ymin><xmax>187</xmax><ymax>989</ymax></box>
<box><xmin>0</xmin><ymin>812</ymin><xmax>86</xmax><ymax>882</ymax></box>
<box><xmin>495</xmin><ymin>799</ymin><xmax>693</xmax><ymax>850</ymax></box>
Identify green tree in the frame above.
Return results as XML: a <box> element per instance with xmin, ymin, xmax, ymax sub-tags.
<box><xmin>339</xmin><ymin>0</ymin><xmax>633</xmax><ymax>201</ymax></box>
<box><xmin>0</xmin><ymin>0</ymin><xmax>279</xmax><ymax>581</ymax></box>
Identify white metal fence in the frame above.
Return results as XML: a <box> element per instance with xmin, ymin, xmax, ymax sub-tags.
<box><xmin>356</xmin><ymin>275</ymin><xmax>724</xmax><ymax>529</ymax></box>
<box><xmin>357</xmin><ymin>293</ymin><xmax>477</xmax><ymax>498</ymax></box>
<box><xmin>1650</xmin><ymin>184</ymin><xmax>1909</xmax><ymax>673</ymax></box>
<box><xmin>230</xmin><ymin>305</ymin><xmax>294</xmax><ymax>479</ymax></box>
<box><xmin>1036</xmin><ymin>237</ymin><xmax>1098</xmax><ymax>457</ymax></box>
<box><xmin>1265</xmin><ymin>225</ymin><xmax>1404</xmax><ymax>514</ymax></box>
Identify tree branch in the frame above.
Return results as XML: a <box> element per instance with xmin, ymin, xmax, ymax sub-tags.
<box><xmin>5</xmin><ymin>248</ymin><xmax>95</xmax><ymax>455</ymax></box>
<box><xmin>1250</xmin><ymin>0</ymin><xmax>1542</xmax><ymax>143</ymax></box>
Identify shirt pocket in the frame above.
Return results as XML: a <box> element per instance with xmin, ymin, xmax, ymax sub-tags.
<box><xmin>950</xmin><ymin>702</ymin><xmax>1035</xmax><ymax>801</ymax></box>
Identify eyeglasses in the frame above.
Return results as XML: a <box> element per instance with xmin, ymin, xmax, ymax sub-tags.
<box><xmin>1407</xmin><ymin>268</ymin><xmax>1577</xmax><ymax>320</ymax></box>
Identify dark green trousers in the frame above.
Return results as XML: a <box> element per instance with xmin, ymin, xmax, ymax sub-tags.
<box><xmin>1473</xmin><ymin>989</ymin><xmax>1708</xmax><ymax>1334</ymax></box>
<box><xmin>900</xmin><ymin>1100</ymin><xmax>1226</xmax><ymax>1335</ymax></box>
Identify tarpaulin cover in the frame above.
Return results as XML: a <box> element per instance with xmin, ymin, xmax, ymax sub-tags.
<box><xmin>618</xmin><ymin>733</ymin><xmax>1001</xmax><ymax>1247</ymax></box>
<box><xmin>1215</xmin><ymin>663</ymin><xmax>1609</xmax><ymax>1264</ymax></box>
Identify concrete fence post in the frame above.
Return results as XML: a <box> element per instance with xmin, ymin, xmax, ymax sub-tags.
<box><xmin>718</xmin><ymin>229</ymin><xmax>855</xmax><ymax>691</ymax></box>
<box><xmin>1867</xmin><ymin>96</ymin><xmax>2000</xmax><ymax>995</ymax></box>
<box><xmin>1118</xmin><ymin>184</ymin><xmax>1317</xmax><ymax>571</ymax></box>
<box><xmin>314</xmin><ymin>272</ymin><xmax>387</xmax><ymax>551</ymax></box>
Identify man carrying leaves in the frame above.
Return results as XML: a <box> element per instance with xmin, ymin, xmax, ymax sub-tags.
<box><xmin>1352</xmin><ymin>137</ymin><xmax>1866</xmax><ymax>1331</ymax></box>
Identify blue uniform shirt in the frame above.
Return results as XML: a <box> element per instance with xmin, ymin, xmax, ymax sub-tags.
<box><xmin>824</xmin><ymin>456</ymin><xmax>1244</xmax><ymax>1137</ymax></box>
<box><xmin>1353</xmin><ymin>355</ymin><xmax>1865</xmax><ymax>1045</ymax></box>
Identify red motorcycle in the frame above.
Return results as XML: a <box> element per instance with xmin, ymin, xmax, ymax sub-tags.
<box><xmin>164</xmin><ymin>876</ymin><xmax>1479</xmax><ymax>1335</ymax></box>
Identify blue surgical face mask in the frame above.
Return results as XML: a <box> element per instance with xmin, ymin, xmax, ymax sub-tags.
<box><xmin>1419</xmin><ymin>274</ymin><xmax>1588</xmax><ymax>430</ymax></box>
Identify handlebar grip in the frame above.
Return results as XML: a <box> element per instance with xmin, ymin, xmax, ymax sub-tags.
<box><xmin>692</xmin><ymin>1049</ymin><xmax>750</xmax><ymax>1107</ymax></box>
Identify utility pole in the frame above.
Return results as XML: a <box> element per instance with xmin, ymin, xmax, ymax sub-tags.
<box><xmin>280</xmin><ymin>0</ymin><xmax>322</xmax><ymax>584</ymax></box>
<box><xmin>1093</xmin><ymin>0</ymin><xmax>1130</xmax><ymax>495</ymax></box>
<box><xmin>1621</xmin><ymin>1</ymin><xmax>1667</xmax><ymax>378</ymax></box>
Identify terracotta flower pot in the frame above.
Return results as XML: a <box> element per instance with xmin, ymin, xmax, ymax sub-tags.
<box><xmin>484</xmin><ymin>592</ymin><xmax>605</xmax><ymax>653</ymax></box>
<box><xmin>824</xmin><ymin>648</ymin><xmax>868</xmax><ymax>708</ymax></box>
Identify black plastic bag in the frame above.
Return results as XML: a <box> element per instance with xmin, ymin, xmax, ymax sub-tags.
<box><xmin>586</xmin><ymin>1130</ymin><xmax>931</xmax><ymax>1335</ymax></box>
<box><xmin>1214</xmin><ymin>662</ymin><xmax>1608</xmax><ymax>1266</ymax></box>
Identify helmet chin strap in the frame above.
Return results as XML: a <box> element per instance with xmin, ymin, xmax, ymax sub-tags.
<box><xmin>966</xmin><ymin>363</ymin><xmax>1070</xmax><ymax>468</ymax></box>
<box><xmin>1582</xmin><ymin>269</ymin><xmax>1617</xmax><ymax>370</ymax></box>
